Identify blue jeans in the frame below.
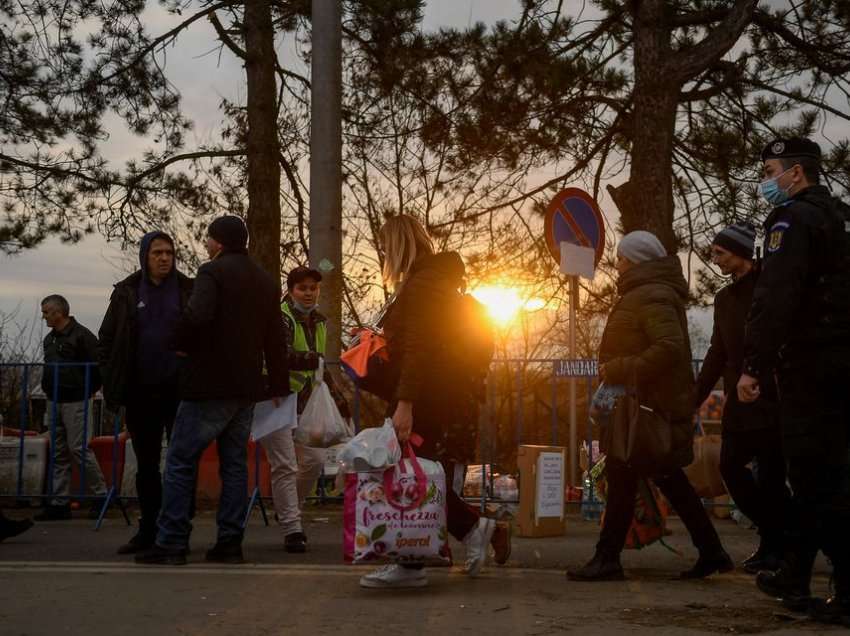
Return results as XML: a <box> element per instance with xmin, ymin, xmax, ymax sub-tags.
<box><xmin>156</xmin><ymin>399</ymin><xmax>255</xmax><ymax>549</ymax></box>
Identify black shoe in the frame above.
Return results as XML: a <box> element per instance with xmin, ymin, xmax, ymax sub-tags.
<box><xmin>205</xmin><ymin>539</ymin><xmax>244</xmax><ymax>564</ymax></box>
<box><xmin>743</xmin><ymin>548</ymin><xmax>784</xmax><ymax>574</ymax></box>
<box><xmin>680</xmin><ymin>550</ymin><xmax>735</xmax><ymax>579</ymax></box>
<box><xmin>567</xmin><ymin>553</ymin><xmax>625</xmax><ymax>582</ymax></box>
<box><xmin>284</xmin><ymin>532</ymin><xmax>307</xmax><ymax>554</ymax></box>
<box><xmin>0</xmin><ymin>516</ymin><xmax>34</xmax><ymax>542</ymax></box>
<box><xmin>809</xmin><ymin>595</ymin><xmax>850</xmax><ymax>626</ymax></box>
<box><xmin>34</xmin><ymin>505</ymin><xmax>71</xmax><ymax>521</ymax></box>
<box><xmin>117</xmin><ymin>531</ymin><xmax>156</xmax><ymax>555</ymax></box>
<box><xmin>135</xmin><ymin>544</ymin><xmax>187</xmax><ymax>566</ymax></box>
<box><xmin>755</xmin><ymin>569</ymin><xmax>811</xmax><ymax>612</ymax></box>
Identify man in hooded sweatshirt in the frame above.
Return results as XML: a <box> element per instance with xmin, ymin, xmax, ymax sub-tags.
<box><xmin>99</xmin><ymin>231</ymin><xmax>194</xmax><ymax>554</ymax></box>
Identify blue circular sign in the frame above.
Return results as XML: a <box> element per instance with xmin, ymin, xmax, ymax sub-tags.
<box><xmin>544</xmin><ymin>188</ymin><xmax>605</xmax><ymax>266</ymax></box>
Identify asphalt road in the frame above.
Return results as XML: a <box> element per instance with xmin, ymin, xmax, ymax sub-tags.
<box><xmin>0</xmin><ymin>506</ymin><xmax>841</xmax><ymax>635</ymax></box>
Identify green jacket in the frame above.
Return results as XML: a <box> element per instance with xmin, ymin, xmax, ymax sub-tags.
<box><xmin>599</xmin><ymin>256</ymin><xmax>695</xmax><ymax>467</ymax></box>
<box><xmin>281</xmin><ymin>298</ymin><xmax>327</xmax><ymax>394</ymax></box>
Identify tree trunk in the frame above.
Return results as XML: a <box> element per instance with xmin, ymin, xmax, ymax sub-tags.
<box><xmin>309</xmin><ymin>0</ymin><xmax>343</xmax><ymax>360</ymax></box>
<box><xmin>617</xmin><ymin>0</ymin><xmax>681</xmax><ymax>252</ymax></box>
<box><xmin>243</xmin><ymin>0</ymin><xmax>281</xmax><ymax>287</ymax></box>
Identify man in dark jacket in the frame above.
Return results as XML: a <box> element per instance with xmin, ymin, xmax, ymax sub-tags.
<box><xmin>136</xmin><ymin>216</ymin><xmax>289</xmax><ymax>566</ymax></box>
<box><xmin>98</xmin><ymin>231</ymin><xmax>193</xmax><ymax>554</ymax></box>
<box><xmin>695</xmin><ymin>224</ymin><xmax>789</xmax><ymax>574</ymax></box>
<box><xmin>37</xmin><ymin>294</ymin><xmax>107</xmax><ymax>520</ymax></box>
<box><xmin>739</xmin><ymin>138</ymin><xmax>850</xmax><ymax>624</ymax></box>
<box><xmin>568</xmin><ymin>232</ymin><xmax>732</xmax><ymax>582</ymax></box>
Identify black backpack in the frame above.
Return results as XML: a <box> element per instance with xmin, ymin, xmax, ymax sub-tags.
<box><xmin>452</xmin><ymin>293</ymin><xmax>495</xmax><ymax>396</ymax></box>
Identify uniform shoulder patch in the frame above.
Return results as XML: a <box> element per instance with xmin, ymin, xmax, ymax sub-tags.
<box><xmin>766</xmin><ymin>221</ymin><xmax>790</xmax><ymax>253</ymax></box>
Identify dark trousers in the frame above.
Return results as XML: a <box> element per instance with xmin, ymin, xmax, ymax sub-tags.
<box><xmin>777</xmin><ymin>357</ymin><xmax>850</xmax><ymax>591</ymax></box>
<box><xmin>126</xmin><ymin>384</ymin><xmax>179</xmax><ymax>537</ymax></box>
<box><xmin>442</xmin><ymin>461</ymin><xmax>480</xmax><ymax>541</ymax></box>
<box><xmin>720</xmin><ymin>427</ymin><xmax>790</xmax><ymax>550</ymax></box>
<box><xmin>598</xmin><ymin>458</ymin><xmax>723</xmax><ymax>558</ymax></box>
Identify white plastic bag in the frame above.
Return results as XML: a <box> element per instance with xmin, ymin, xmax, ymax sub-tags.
<box><xmin>294</xmin><ymin>360</ymin><xmax>350</xmax><ymax>448</ymax></box>
<box><xmin>337</xmin><ymin>419</ymin><xmax>401</xmax><ymax>473</ymax></box>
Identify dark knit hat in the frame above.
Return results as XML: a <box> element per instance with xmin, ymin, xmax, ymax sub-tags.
<box><xmin>208</xmin><ymin>215</ymin><xmax>248</xmax><ymax>250</ymax></box>
<box><xmin>713</xmin><ymin>223</ymin><xmax>756</xmax><ymax>260</ymax></box>
<box><xmin>286</xmin><ymin>266</ymin><xmax>322</xmax><ymax>290</ymax></box>
<box><xmin>761</xmin><ymin>137</ymin><xmax>821</xmax><ymax>162</ymax></box>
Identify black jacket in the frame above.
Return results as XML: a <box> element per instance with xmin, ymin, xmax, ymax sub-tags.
<box><xmin>172</xmin><ymin>249</ymin><xmax>289</xmax><ymax>401</ymax></box>
<box><xmin>695</xmin><ymin>270</ymin><xmax>777</xmax><ymax>433</ymax></box>
<box><xmin>98</xmin><ymin>270</ymin><xmax>194</xmax><ymax>407</ymax></box>
<box><xmin>42</xmin><ymin>318</ymin><xmax>102</xmax><ymax>403</ymax></box>
<box><xmin>744</xmin><ymin>185</ymin><xmax>850</xmax><ymax>377</ymax></box>
<box><xmin>382</xmin><ymin>252</ymin><xmax>479</xmax><ymax>462</ymax></box>
<box><xmin>598</xmin><ymin>256</ymin><xmax>695</xmax><ymax>468</ymax></box>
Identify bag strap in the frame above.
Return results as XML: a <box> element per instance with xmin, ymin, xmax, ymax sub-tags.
<box><xmin>383</xmin><ymin>443</ymin><xmax>428</xmax><ymax>512</ymax></box>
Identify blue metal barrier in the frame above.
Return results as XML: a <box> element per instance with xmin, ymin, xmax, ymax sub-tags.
<box><xmin>0</xmin><ymin>362</ymin><xmax>130</xmax><ymax>529</ymax></box>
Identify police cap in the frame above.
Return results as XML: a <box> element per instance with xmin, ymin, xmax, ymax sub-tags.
<box><xmin>761</xmin><ymin>137</ymin><xmax>822</xmax><ymax>162</ymax></box>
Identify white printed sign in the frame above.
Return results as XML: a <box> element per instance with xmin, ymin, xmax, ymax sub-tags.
<box><xmin>535</xmin><ymin>451</ymin><xmax>565</xmax><ymax>521</ymax></box>
<box><xmin>560</xmin><ymin>242</ymin><xmax>596</xmax><ymax>279</ymax></box>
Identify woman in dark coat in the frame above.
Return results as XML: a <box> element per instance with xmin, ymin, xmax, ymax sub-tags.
<box><xmin>568</xmin><ymin>231</ymin><xmax>733</xmax><ymax>582</ymax></box>
<box><xmin>358</xmin><ymin>214</ymin><xmax>509</xmax><ymax>589</ymax></box>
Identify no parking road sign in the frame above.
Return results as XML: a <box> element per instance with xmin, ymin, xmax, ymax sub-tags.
<box><xmin>543</xmin><ymin>188</ymin><xmax>605</xmax><ymax>279</ymax></box>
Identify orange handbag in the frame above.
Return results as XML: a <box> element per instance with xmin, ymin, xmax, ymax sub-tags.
<box><xmin>340</xmin><ymin>328</ymin><xmax>398</xmax><ymax>401</ymax></box>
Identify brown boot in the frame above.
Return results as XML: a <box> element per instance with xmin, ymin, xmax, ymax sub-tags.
<box><xmin>491</xmin><ymin>521</ymin><xmax>511</xmax><ymax>565</ymax></box>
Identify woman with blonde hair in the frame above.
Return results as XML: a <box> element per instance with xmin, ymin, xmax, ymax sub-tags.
<box><xmin>358</xmin><ymin>214</ymin><xmax>510</xmax><ymax>589</ymax></box>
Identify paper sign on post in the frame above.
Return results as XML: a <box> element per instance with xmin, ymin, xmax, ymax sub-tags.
<box><xmin>535</xmin><ymin>451</ymin><xmax>565</xmax><ymax>521</ymax></box>
<box><xmin>251</xmin><ymin>394</ymin><xmax>298</xmax><ymax>441</ymax></box>
<box><xmin>560</xmin><ymin>242</ymin><xmax>596</xmax><ymax>279</ymax></box>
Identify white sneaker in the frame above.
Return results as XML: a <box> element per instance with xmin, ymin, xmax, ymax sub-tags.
<box><xmin>359</xmin><ymin>564</ymin><xmax>428</xmax><ymax>589</ymax></box>
<box><xmin>463</xmin><ymin>517</ymin><xmax>496</xmax><ymax>577</ymax></box>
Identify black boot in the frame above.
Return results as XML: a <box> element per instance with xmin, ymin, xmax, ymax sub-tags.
<box><xmin>284</xmin><ymin>531</ymin><xmax>307</xmax><ymax>554</ymax></box>
<box><xmin>809</xmin><ymin>573</ymin><xmax>850</xmax><ymax>626</ymax></box>
<box><xmin>567</xmin><ymin>552</ymin><xmax>625</xmax><ymax>582</ymax></box>
<box><xmin>134</xmin><ymin>544</ymin><xmax>187</xmax><ymax>566</ymax></box>
<box><xmin>743</xmin><ymin>539</ymin><xmax>784</xmax><ymax>574</ymax></box>
<box><xmin>206</xmin><ymin>537</ymin><xmax>244</xmax><ymax>564</ymax></box>
<box><xmin>34</xmin><ymin>505</ymin><xmax>71</xmax><ymax>521</ymax></box>
<box><xmin>0</xmin><ymin>512</ymin><xmax>34</xmax><ymax>542</ymax></box>
<box><xmin>117</xmin><ymin>527</ymin><xmax>156</xmax><ymax>555</ymax></box>
<box><xmin>756</xmin><ymin>568</ymin><xmax>812</xmax><ymax>612</ymax></box>
<box><xmin>680</xmin><ymin>549</ymin><xmax>734</xmax><ymax>579</ymax></box>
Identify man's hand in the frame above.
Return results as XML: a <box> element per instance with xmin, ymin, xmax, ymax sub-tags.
<box><xmin>271</xmin><ymin>396</ymin><xmax>284</xmax><ymax>408</ymax></box>
<box><xmin>392</xmin><ymin>400</ymin><xmax>414</xmax><ymax>443</ymax></box>
<box><xmin>737</xmin><ymin>373</ymin><xmax>760</xmax><ymax>403</ymax></box>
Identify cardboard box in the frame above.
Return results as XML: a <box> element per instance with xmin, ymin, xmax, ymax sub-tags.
<box><xmin>517</xmin><ymin>445</ymin><xmax>566</xmax><ymax>538</ymax></box>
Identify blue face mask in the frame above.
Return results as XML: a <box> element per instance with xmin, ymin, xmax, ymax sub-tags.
<box><xmin>759</xmin><ymin>167</ymin><xmax>792</xmax><ymax>205</ymax></box>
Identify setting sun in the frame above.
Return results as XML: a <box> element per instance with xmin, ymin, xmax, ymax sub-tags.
<box><xmin>471</xmin><ymin>285</ymin><xmax>546</xmax><ymax>327</ymax></box>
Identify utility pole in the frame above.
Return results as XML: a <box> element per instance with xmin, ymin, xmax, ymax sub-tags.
<box><xmin>309</xmin><ymin>0</ymin><xmax>343</xmax><ymax>359</ymax></box>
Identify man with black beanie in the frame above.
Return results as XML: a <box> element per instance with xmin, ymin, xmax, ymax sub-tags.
<box><xmin>99</xmin><ymin>231</ymin><xmax>194</xmax><ymax>554</ymax></box>
<box><xmin>136</xmin><ymin>215</ymin><xmax>289</xmax><ymax>566</ymax></box>
<box><xmin>695</xmin><ymin>223</ymin><xmax>790</xmax><ymax>574</ymax></box>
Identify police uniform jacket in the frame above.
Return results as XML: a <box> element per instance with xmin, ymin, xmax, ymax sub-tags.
<box><xmin>744</xmin><ymin>185</ymin><xmax>850</xmax><ymax>379</ymax></box>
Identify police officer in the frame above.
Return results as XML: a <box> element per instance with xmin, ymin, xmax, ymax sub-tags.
<box><xmin>738</xmin><ymin>138</ymin><xmax>850</xmax><ymax>626</ymax></box>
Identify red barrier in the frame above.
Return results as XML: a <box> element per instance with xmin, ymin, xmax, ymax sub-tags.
<box><xmin>70</xmin><ymin>432</ymin><xmax>129</xmax><ymax>491</ymax></box>
<box><xmin>195</xmin><ymin>440</ymin><xmax>271</xmax><ymax>504</ymax></box>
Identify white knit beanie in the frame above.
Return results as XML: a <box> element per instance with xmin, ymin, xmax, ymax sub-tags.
<box><xmin>617</xmin><ymin>231</ymin><xmax>667</xmax><ymax>264</ymax></box>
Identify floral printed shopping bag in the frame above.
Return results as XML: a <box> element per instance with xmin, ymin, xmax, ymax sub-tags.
<box><xmin>344</xmin><ymin>445</ymin><xmax>450</xmax><ymax>565</ymax></box>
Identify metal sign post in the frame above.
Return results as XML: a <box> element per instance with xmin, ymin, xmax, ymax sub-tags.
<box><xmin>543</xmin><ymin>188</ymin><xmax>605</xmax><ymax>486</ymax></box>
<box><xmin>568</xmin><ymin>275</ymin><xmax>579</xmax><ymax>486</ymax></box>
